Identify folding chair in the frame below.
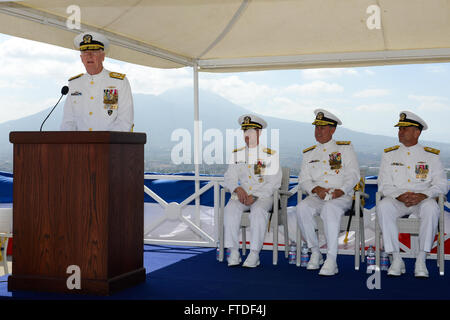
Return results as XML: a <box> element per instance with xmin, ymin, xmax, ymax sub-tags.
<box><xmin>375</xmin><ymin>192</ymin><xmax>445</xmax><ymax>275</ymax></box>
<box><xmin>218</xmin><ymin>167</ymin><xmax>292</xmax><ymax>265</ymax></box>
<box><xmin>296</xmin><ymin>176</ymin><xmax>369</xmax><ymax>270</ymax></box>
<box><xmin>0</xmin><ymin>208</ymin><xmax>13</xmax><ymax>275</ymax></box>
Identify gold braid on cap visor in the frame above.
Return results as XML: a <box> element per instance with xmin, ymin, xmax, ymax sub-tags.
<box><xmin>312</xmin><ymin>119</ymin><xmax>336</xmax><ymax>126</ymax></box>
<box><xmin>241</xmin><ymin>123</ymin><xmax>262</xmax><ymax>130</ymax></box>
<box><xmin>80</xmin><ymin>44</ymin><xmax>104</xmax><ymax>51</ymax></box>
<box><xmin>394</xmin><ymin>121</ymin><xmax>420</xmax><ymax>128</ymax></box>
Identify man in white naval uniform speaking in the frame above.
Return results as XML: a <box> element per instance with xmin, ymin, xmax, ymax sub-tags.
<box><xmin>297</xmin><ymin>109</ymin><xmax>360</xmax><ymax>276</ymax></box>
<box><xmin>377</xmin><ymin>111</ymin><xmax>448</xmax><ymax>278</ymax></box>
<box><xmin>223</xmin><ymin>114</ymin><xmax>282</xmax><ymax>268</ymax></box>
<box><xmin>60</xmin><ymin>32</ymin><xmax>134</xmax><ymax>132</ymax></box>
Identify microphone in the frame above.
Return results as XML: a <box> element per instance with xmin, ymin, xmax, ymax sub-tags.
<box><xmin>40</xmin><ymin>86</ymin><xmax>69</xmax><ymax>132</ymax></box>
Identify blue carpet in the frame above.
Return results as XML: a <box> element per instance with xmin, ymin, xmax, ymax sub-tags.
<box><xmin>144</xmin><ymin>248</ymin><xmax>450</xmax><ymax>300</ymax></box>
<box><xmin>0</xmin><ymin>245</ymin><xmax>449</xmax><ymax>300</ymax></box>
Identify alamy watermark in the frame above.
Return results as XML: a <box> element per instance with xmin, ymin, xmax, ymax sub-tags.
<box><xmin>171</xmin><ymin>121</ymin><xmax>279</xmax><ymax>168</ymax></box>
<box><xmin>66</xmin><ymin>264</ymin><xmax>81</xmax><ymax>290</ymax></box>
<box><xmin>66</xmin><ymin>5</ymin><xmax>81</xmax><ymax>30</ymax></box>
<box><xmin>366</xmin><ymin>5</ymin><xmax>381</xmax><ymax>30</ymax></box>
<box><xmin>366</xmin><ymin>266</ymin><xmax>381</xmax><ymax>290</ymax></box>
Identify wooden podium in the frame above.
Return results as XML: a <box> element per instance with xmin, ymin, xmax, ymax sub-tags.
<box><xmin>8</xmin><ymin>131</ymin><xmax>146</xmax><ymax>295</ymax></box>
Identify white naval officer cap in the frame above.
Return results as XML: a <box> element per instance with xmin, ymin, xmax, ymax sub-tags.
<box><xmin>394</xmin><ymin>110</ymin><xmax>428</xmax><ymax>131</ymax></box>
<box><xmin>238</xmin><ymin>114</ymin><xmax>267</xmax><ymax>130</ymax></box>
<box><xmin>74</xmin><ymin>31</ymin><xmax>109</xmax><ymax>51</ymax></box>
<box><xmin>312</xmin><ymin>108</ymin><xmax>342</xmax><ymax>126</ymax></box>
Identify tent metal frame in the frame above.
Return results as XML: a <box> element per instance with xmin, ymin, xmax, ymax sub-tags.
<box><xmin>1</xmin><ymin>1</ymin><xmax>449</xmax><ymax>251</ymax></box>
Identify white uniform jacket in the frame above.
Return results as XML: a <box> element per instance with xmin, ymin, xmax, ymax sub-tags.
<box><xmin>60</xmin><ymin>68</ymin><xmax>134</xmax><ymax>132</ymax></box>
<box><xmin>378</xmin><ymin>143</ymin><xmax>448</xmax><ymax>199</ymax></box>
<box><xmin>299</xmin><ymin>140</ymin><xmax>360</xmax><ymax>196</ymax></box>
<box><xmin>224</xmin><ymin>145</ymin><xmax>282</xmax><ymax>200</ymax></box>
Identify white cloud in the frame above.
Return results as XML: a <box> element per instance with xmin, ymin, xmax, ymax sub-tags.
<box><xmin>408</xmin><ymin>95</ymin><xmax>450</xmax><ymax>111</ymax></box>
<box><xmin>284</xmin><ymin>81</ymin><xmax>343</xmax><ymax>96</ymax></box>
<box><xmin>0</xmin><ymin>36</ymin><xmax>195</xmax><ymax>96</ymax></box>
<box><xmin>262</xmin><ymin>97</ymin><xmax>315</xmax><ymax>121</ymax></box>
<box><xmin>199</xmin><ymin>75</ymin><xmax>277</xmax><ymax>108</ymax></box>
<box><xmin>105</xmin><ymin>61</ymin><xmax>192</xmax><ymax>95</ymax></box>
<box><xmin>355</xmin><ymin>103</ymin><xmax>399</xmax><ymax>112</ymax></box>
<box><xmin>301</xmin><ymin>68</ymin><xmax>359</xmax><ymax>80</ymax></box>
<box><xmin>0</xmin><ymin>36</ymin><xmax>449</xmax><ymax>143</ymax></box>
<box><xmin>353</xmin><ymin>89</ymin><xmax>390</xmax><ymax>98</ymax></box>
<box><xmin>0</xmin><ymin>37</ymin><xmax>81</xmax><ymax>87</ymax></box>
<box><xmin>423</xmin><ymin>65</ymin><xmax>447</xmax><ymax>74</ymax></box>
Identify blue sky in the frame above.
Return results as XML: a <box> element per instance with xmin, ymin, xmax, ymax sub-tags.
<box><xmin>0</xmin><ymin>33</ymin><xmax>449</xmax><ymax>143</ymax></box>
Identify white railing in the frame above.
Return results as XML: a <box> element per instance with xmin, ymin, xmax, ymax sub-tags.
<box><xmin>143</xmin><ymin>174</ymin><xmax>299</xmax><ymax>247</ymax></box>
<box><xmin>143</xmin><ymin>174</ymin><xmax>223</xmax><ymax>247</ymax></box>
<box><xmin>142</xmin><ymin>172</ymin><xmax>449</xmax><ymax>252</ymax></box>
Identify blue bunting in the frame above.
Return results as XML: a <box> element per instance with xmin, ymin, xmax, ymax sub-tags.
<box><xmin>1</xmin><ymin>171</ymin><xmax>448</xmax><ymax>212</ymax></box>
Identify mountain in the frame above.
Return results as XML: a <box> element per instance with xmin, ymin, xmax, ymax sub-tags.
<box><xmin>0</xmin><ymin>87</ymin><xmax>449</xmax><ymax>175</ymax></box>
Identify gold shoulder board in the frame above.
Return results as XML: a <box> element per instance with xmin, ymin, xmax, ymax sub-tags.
<box><xmin>384</xmin><ymin>145</ymin><xmax>400</xmax><ymax>153</ymax></box>
<box><xmin>303</xmin><ymin>145</ymin><xmax>316</xmax><ymax>153</ymax></box>
<box><xmin>109</xmin><ymin>72</ymin><xmax>126</xmax><ymax>80</ymax></box>
<box><xmin>233</xmin><ymin>147</ymin><xmax>245</xmax><ymax>153</ymax></box>
<box><xmin>68</xmin><ymin>73</ymin><xmax>83</xmax><ymax>81</ymax></box>
<box><xmin>263</xmin><ymin>148</ymin><xmax>275</xmax><ymax>155</ymax></box>
<box><xmin>424</xmin><ymin>147</ymin><xmax>440</xmax><ymax>155</ymax></box>
<box><xmin>336</xmin><ymin>141</ymin><xmax>351</xmax><ymax>145</ymax></box>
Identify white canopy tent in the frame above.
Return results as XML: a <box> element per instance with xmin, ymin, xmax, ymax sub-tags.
<box><xmin>0</xmin><ymin>0</ymin><xmax>449</xmax><ymax>247</ymax></box>
<box><xmin>1</xmin><ymin>0</ymin><xmax>449</xmax><ymax>71</ymax></box>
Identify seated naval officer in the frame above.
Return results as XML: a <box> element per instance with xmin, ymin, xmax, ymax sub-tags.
<box><xmin>377</xmin><ymin>111</ymin><xmax>448</xmax><ymax>278</ymax></box>
<box><xmin>60</xmin><ymin>31</ymin><xmax>134</xmax><ymax>132</ymax></box>
<box><xmin>296</xmin><ymin>109</ymin><xmax>360</xmax><ymax>276</ymax></box>
<box><xmin>223</xmin><ymin>114</ymin><xmax>282</xmax><ymax>268</ymax></box>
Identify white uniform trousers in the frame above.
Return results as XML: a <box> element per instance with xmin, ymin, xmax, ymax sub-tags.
<box><xmin>376</xmin><ymin>197</ymin><xmax>439</xmax><ymax>253</ymax></box>
<box><xmin>296</xmin><ymin>195</ymin><xmax>353</xmax><ymax>257</ymax></box>
<box><xmin>224</xmin><ymin>197</ymin><xmax>273</xmax><ymax>252</ymax></box>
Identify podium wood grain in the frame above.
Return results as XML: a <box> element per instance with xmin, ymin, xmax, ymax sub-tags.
<box><xmin>8</xmin><ymin>131</ymin><xmax>146</xmax><ymax>295</ymax></box>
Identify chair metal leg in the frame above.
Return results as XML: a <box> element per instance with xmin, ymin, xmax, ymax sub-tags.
<box><xmin>439</xmin><ymin>233</ymin><xmax>444</xmax><ymax>276</ymax></box>
<box><xmin>2</xmin><ymin>238</ymin><xmax>8</xmax><ymax>275</ymax></box>
<box><xmin>375</xmin><ymin>218</ymin><xmax>381</xmax><ymax>267</ymax></box>
<box><xmin>273</xmin><ymin>191</ymin><xmax>279</xmax><ymax>265</ymax></box>
<box><xmin>354</xmin><ymin>195</ymin><xmax>360</xmax><ymax>270</ymax></box>
<box><xmin>355</xmin><ymin>218</ymin><xmax>360</xmax><ymax>270</ymax></box>
<box><xmin>242</xmin><ymin>227</ymin><xmax>247</xmax><ymax>256</ymax></box>
<box><xmin>411</xmin><ymin>235</ymin><xmax>419</xmax><ymax>258</ymax></box>
<box><xmin>439</xmin><ymin>194</ymin><xmax>445</xmax><ymax>276</ymax></box>
<box><xmin>296</xmin><ymin>225</ymin><xmax>301</xmax><ymax>267</ymax></box>
<box><xmin>375</xmin><ymin>193</ymin><xmax>381</xmax><ymax>268</ymax></box>
<box><xmin>284</xmin><ymin>217</ymin><xmax>289</xmax><ymax>259</ymax></box>
<box><xmin>273</xmin><ymin>224</ymin><xmax>278</xmax><ymax>265</ymax></box>
<box><xmin>219</xmin><ymin>189</ymin><xmax>225</xmax><ymax>262</ymax></box>
<box><xmin>360</xmin><ymin>217</ymin><xmax>366</xmax><ymax>263</ymax></box>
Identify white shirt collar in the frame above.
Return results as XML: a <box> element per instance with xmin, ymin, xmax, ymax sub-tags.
<box><xmin>401</xmin><ymin>142</ymin><xmax>421</xmax><ymax>151</ymax></box>
<box><xmin>317</xmin><ymin>139</ymin><xmax>335</xmax><ymax>148</ymax></box>
<box><xmin>87</xmin><ymin>68</ymin><xmax>108</xmax><ymax>80</ymax></box>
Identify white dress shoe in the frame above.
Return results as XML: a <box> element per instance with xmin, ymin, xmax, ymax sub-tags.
<box><xmin>387</xmin><ymin>258</ymin><xmax>405</xmax><ymax>276</ymax></box>
<box><xmin>227</xmin><ymin>250</ymin><xmax>241</xmax><ymax>267</ymax></box>
<box><xmin>319</xmin><ymin>258</ymin><xmax>338</xmax><ymax>276</ymax></box>
<box><xmin>242</xmin><ymin>251</ymin><xmax>260</xmax><ymax>268</ymax></box>
<box><xmin>414</xmin><ymin>259</ymin><xmax>429</xmax><ymax>278</ymax></box>
<box><xmin>306</xmin><ymin>251</ymin><xmax>324</xmax><ymax>270</ymax></box>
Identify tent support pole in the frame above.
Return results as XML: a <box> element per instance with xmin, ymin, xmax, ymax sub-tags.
<box><xmin>193</xmin><ymin>61</ymin><xmax>201</xmax><ymax>226</ymax></box>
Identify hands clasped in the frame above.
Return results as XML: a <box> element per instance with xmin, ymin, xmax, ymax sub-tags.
<box><xmin>234</xmin><ymin>187</ymin><xmax>257</xmax><ymax>206</ymax></box>
<box><xmin>312</xmin><ymin>186</ymin><xmax>345</xmax><ymax>200</ymax></box>
<box><xmin>396</xmin><ymin>192</ymin><xmax>428</xmax><ymax>207</ymax></box>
